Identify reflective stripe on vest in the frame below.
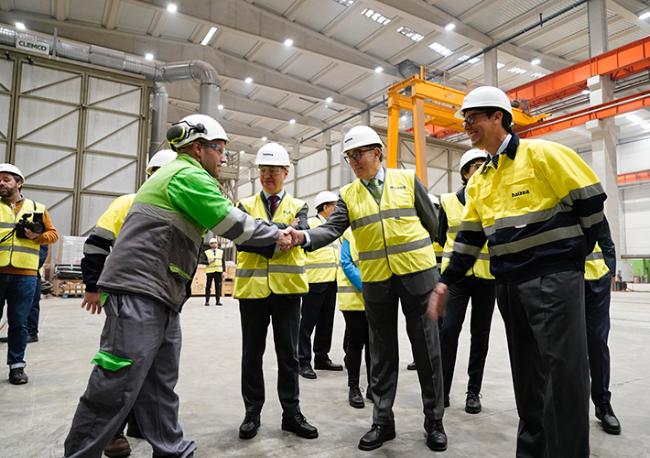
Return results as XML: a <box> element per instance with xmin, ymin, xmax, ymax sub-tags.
<box><xmin>305</xmin><ymin>216</ymin><xmax>339</xmax><ymax>283</ymax></box>
<box><xmin>340</xmin><ymin>169</ymin><xmax>435</xmax><ymax>283</ymax></box>
<box><xmin>585</xmin><ymin>242</ymin><xmax>610</xmax><ymax>280</ymax></box>
<box><xmin>440</xmin><ymin>192</ymin><xmax>493</xmax><ymax>280</ymax></box>
<box><xmin>234</xmin><ymin>193</ymin><xmax>308</xmax><ymax>299</ymax></box>
<box><xmin>0</xmin><ymin>199</ymin><xmax>44</xmax><ymax>270</ymax></box>
<box><xmin>205</xmin><ymin>248</ymin><xmax>224</xmax><ymax>273</ymax></box>
<box><xmin>433</xmin><ymin>241</ymin><xmax>444</xmax><ymax>266</ymax></box>
<box><xmin>337</xmin><ymin>228</ymin><xmax>364</xmax><ymax>311</ymax></box>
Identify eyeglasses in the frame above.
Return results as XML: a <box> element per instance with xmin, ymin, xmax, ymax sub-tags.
<box><xmin>469</xmin><ymin>162</ymin><xmax>485</xmax><ymax>170</ymax></box>
<box><xmin>200</xmin><ymin>142</ymin><xmax>225</xmax><ymax>153</ymax></box>
<box><xmin>344</xmin><ymin>148</ymin><xmax>374</xmax><ymax>164</ymax></box>
<box><xmin>259</xmin><ymin>166</ymin><xmax>285</xmax><ymax>176</ymax></box>
<box><xmin>462</xmin><ymin>112</ymin><xmax>487</xmax><ymax>129</ymax></box>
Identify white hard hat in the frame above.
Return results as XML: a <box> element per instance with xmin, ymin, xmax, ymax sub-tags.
<box><xmin>428</xmin><ymin>194</ymin><xmax>439</xmax><ymax>206</ymax></box>
<box><xmin>342</xmin><ymin>125</ymin><xmax>384</xmax><ymax>153</ymax></box>
<box><xmin>255</xmin><ymin>143</ymin><xmax>290</xmax><ymax>166</ymax></box>
<box><xmin>315</xmin><ymin>191</ymin><xmax>338</xmax><ymax>208</ymax></box>
<box><xmin>459</xmin><ymin>148</ymin><xmax>488</xmax><ymax>173</ymax></box>
<box><xmin>167</xmin><ymin>114</ymin><xmax>230</xmax><ymax>152</ymax></box>
<box><xmin>455</xmin><ymin>86</ymin><xmax>514</xmax><ymax>119</ymax></box>
<box><xmin>209</xmin><ymin>238</ymin><xmax>218</xmax><ymax>244</ymax></box>
<box><xmin>0</xmin><ymin>163</ymin><xmax>24</xmax><ymax>183</ymax></box>
<box><xmin>146</xmin><ymin>149</ymin><xmax>178</xmax><ymax>175</ymax></box>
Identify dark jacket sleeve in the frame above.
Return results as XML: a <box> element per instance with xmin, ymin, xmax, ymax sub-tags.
<box><xmin>199</xmin><ymin>250</ymin><xmax>208</xmax><ymax>265</ymax></box>
<box><xmin>413</xmin><ymin>176</ymin><xmax>439</xmax><ymax>243</ymax></box>
<box><xmin>81</xmin><ymin>234</ymin><xmax>114</xmax><ymax>293</ymax></box>
<box><xmin>437</xmin><ymin>204</ymin><xmax>448</xmax><ymax>247</ymax></box>
<box><xmin>305</xmin><ymin>197</ymin><xmax>350</xmax><ymax>252</ymax></box>
<box><xmin>598</xmin><ymin>216</ymin><xmax>616</xmax><ymax>275</ymax></box>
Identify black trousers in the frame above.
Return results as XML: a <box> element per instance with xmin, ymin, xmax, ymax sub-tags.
<box><xmin>440</xmin><ymin>276</ymin><xmax>495</xmax><ymax>397</ymax></box>
<box><xmin>205</xmin><ymin>272</ymin><xmax>222</xmax><ymax>303</ymax></box>
<box><xmin>363</xmin><ymin>274</ymin><xmax>444</xmax><ymax>426</ymax></box>
<box><xmin>239</xmin><ymin>294</ymin><xmax>301</xmax><ymax>417</ymax></box>
<box><xmin>585</xmin><ymin>275</ymin><xmax>612</xmax><ymax>406</ymax></box>
<box><xmin>497</xmin><ymin>271</ymin><xmax>589</xmax><ymax>458</ymax></box>
<box><xmin>298</xmin><ymin>281</ymin><xmax>337</xmax><ymax>366</ymax></box>
<box><xmin>342</xmin><ymin>310</ymin><xmax>371</xmax><ymax>387</ymax></box>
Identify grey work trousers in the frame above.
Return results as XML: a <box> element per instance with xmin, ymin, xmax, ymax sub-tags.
<box><xmin>497</xmin><ymin>271</ymin><xmax>590</xmax><ymax>458</ymax></box>
<box><xmin>63</xmin><ymin>294</ymin><xmax>196</xmax><ymax>458</ymax></box>
<box><xmin>363</xmin><ymin>274</ymin><xmax>444</xmax><ymax>426</ymax></box>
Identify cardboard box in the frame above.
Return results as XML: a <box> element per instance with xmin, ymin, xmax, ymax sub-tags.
<box><xmin>50</xmin><ymin>236</ymin><xmax>86</xmax><ymax>266</ymax></box>
<box><xmin>225</xmin><ymin>266</ymin><xmax>236</xmax><ymax>280</ymax></box>
<box><xmin>222</xmin><ymin>282</ymin><xmax>234</xmax><ymax>297</ymax></box>
<box><xmin>53</xmin><ymin>278</ymin><xmax>85</xmax><ymax>297</ymax></box>
<box><xmin>191</xmin><ymin>265</ymin><xmax>207</xmax><ymax>296</ymax></box>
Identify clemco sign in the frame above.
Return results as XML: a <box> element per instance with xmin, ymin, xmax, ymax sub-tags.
<box><xmin>17</xmin><ymin>39</ymin><xmax>49</xmax><ymax>55</ymax></box>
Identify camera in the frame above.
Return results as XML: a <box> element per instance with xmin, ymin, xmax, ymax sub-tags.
<box><xmin>16</xmin><ymin>211</ymin><xmax>44</xmax><ymax>239</ymax></box>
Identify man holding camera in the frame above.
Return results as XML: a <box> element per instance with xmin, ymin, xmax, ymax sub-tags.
<box><xmin>0</xmin><ymin>163</ymin><xmax>58</xmax><ymax>385</ymax></box>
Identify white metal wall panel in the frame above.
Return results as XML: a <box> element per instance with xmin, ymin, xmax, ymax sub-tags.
<box><xmin>14</xmin><ymin>144</ymin><xmax>76</xmax><ymax>187</ymax></box>
<box><xmin>299</xmin><ymin>150</ymin><xmax>328</xmax><ymax>173</ymax></box>
<box><xmin>297</xmin><ymin>169</ymin><xmax>327</xmax><ymax>197</ymax></box>
<box><xmin>618</xmin><ymin>138</ymin><xmax>650</xmax><ymax>174</ymax></box>
<box><xmin>21</xmin><ymin>65</ymin><xmax>82</xmax><ymax>103</ymax></box>
<box><xmin>85</xmin><ymin>111</ymin><xmax>140</xmax><ymax>155</ymax></box>
<box><xmin>26</xmin><ymin>189</ymin><xmax>74</xmax><ymax>237</ymax></box>
<box><xmin>78</xmin><ymin>194</ymin><xmax>121</xmax><ymax>236</ymax></box>
<box><xmin>622</xmin><ymin>184</ymin><xmax>650</xmax><ymax>256</ymax></box>
<box><xmin>89</xmin><ymin>79</ymin><xmax>142</xmax><ymax>114</ymax></box>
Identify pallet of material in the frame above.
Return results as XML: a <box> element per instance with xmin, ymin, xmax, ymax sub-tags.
<box><xmin>53</xmin><ymin>279</ymin><xmax>85</xmax><ymax>297</ymax></box>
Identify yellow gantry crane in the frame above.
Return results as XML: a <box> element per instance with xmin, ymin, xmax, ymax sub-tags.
<box><xmin>386</xmin><ymin>66</ymin><xmax>548</xmax><ymax>187</ymax></box>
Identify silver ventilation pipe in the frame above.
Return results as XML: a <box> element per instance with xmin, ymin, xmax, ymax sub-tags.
<box><xmin>150</xmin><ymin>82</ymin><xmax>169</xmax><ymax>158</ymax></box>
<box><xmin>0</xmin><ymin>27</ymin><xmax>221</xmax><ymax>150</ymax></box>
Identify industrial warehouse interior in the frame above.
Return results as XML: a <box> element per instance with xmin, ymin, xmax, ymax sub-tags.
<box><xmin>0</xmin><ymin>0</ymin><xmax>649</xmax><ymax>457</ymax></box>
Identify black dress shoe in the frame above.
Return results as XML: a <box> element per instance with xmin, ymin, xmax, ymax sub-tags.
<box><xmin>444</xmin><ymin>395</ymin><xmax>450</xmax><ymax>408</ymax></box>
<box><xmin>314</xmin><ymin>359</ymin><xmax>343</xmax><ymax>371</ymax></box>
<box><xmin>27</xmin><ymin>334</ymin><xmax>38</xmax><ymax>343</ymax></box>
<box><xmin>407</xmin><ymin>361</ymin><xmax>417</xmax><ymax>371</ymax></box>
<box><xmin>204</xmin><ymin>302</ymin><xmax>210</xmax><ymax>306</ymax></box>
<box><xmin>358</xmin><ymin>424</ymin><xmax>396</xmax><ymax>451</ymax></box>
<box><xmin>366</xmin><ymin>386</ymin><xmax>373</xmax><ymax>403</ymax></box>
<box><xmin>596</xmin><ymin>402</ymin><xmax>621</xmax><ymax>434</ymax></box>
<box><xmin>465</xmin><ymin>390</ymin><xmax>482</xmax><ymax>414</ymax></box>
<box><xmin>0</xmin><ymin>337</ymin><xmax>7</xmax><ymax>343</ymax></box>
<box><xmin>216</xmin><ymin>301</ymin><xmax>223</xmax><ymax>306</ymax></box>
<box><xmin>239</xmin><ymin>412</ymin><xmax>261</xmax><ymax>439</ymax></box>
<box><xmin>299</xmin><ymin>364</ymin><xmax>317</xmax><ymax>379</ymax></box>
<box><xmin>281</xmin><ymin>412</ymin><xmax>318</xmax><ymax>439</ymax></box>
<box><xmin>349</xmin><ymin>386</ymin><xmax>365</xmax><ymax>408</ymax></box>
<box><xmin>424</xmin><ymin>418</ymin><xmax>448</xmax><ymax>451</ymax></box>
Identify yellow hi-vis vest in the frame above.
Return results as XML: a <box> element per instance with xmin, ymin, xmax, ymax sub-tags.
<box><xmin>305</xmin><ymin>215</ymin><xmax>339</xmax><ymax>283</ymax></box>
<box><xmin>340</xmin><ymin>169</ymin><xmax>435</xmax><ymax>283</ymax></box>
<box><xmin>440</xmin><ymin>193</ymin><xmax>493</xmax><ymax>279</ymax></box>
<box><xmin>337</xmin><ymin>228</ymin><xmax>364</xmax><ymax>311</ymax></box>
<box><xmin>0</xmin><ymin>199</ymin><xmax>45</xmax><ymax>271</ymax></box>
<box><xmin>234</xmin><ymin>193</ymin><xmax>308</xmax><ymax>298</ymax></box>
<box><xmin>585</xmin><ymin>242</ymin><xmax>610</xmax><ymax>280</ymax></box>
<box><xmin>205</xmin><ymin>248</ymin><xmax>224</xmax><ymax>274</ymax></box>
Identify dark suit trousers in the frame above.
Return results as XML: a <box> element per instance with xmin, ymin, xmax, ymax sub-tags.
<box><xmin>440</xmin><ymin>275</ymin><xmax>495</xmax><ymax>397</ymax></box>
<box><xmin>585</xmin><ymin>275</ymin><xmax>612</xmax><ymax>406</ymax></box>
<box><xmin>205</xmin><ymin>272</ymin><xmax>221</xmax><ymax>302</ymax></box>
<box><xmin>298</xmin><ymin>281</ymin><xmax>337</xmax><ymax>365</ymax></box>
<box><xmin>239</xmin><ymin>294</ymin><xmax>301</xmax><ymax>417</ymax></box>
<box><xmin>363</xmin><ymin>274</ymin><xmax>444</xmax><ymax>426</ymax></box>
<box><xmin>342</xmin><ymin>310</ymin><xmax>371</xmax><ymax>387</ymax></box>
<box><xmin>497</xmin><ymin>271</ymin><xmax>590</xmax><ymax>458</ymax></box>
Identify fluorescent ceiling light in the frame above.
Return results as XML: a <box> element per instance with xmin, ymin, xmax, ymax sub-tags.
<box><xmin>145</xmin><ymin>53</ymin><xmax>154</xmax><ymax>61</ymax></box>
<box><xmin>245</xmin><ymin>77</ymin><xmax>253</xmax><ymax>84</ymax></box>
<box><xmin>361</xmin><ymin>8</ymin><xmax>391</xmax><ymax>25</ymax></box>
<box><xmin>289</xmin><ymin>119</ymin><xmax>296</xmax><ymax>124</ymax></box>
<box><xmin>458</xmin><ymin>55</ymin><xmax>479</xmax><ymax>64</ymax></box>
<box><xmin>639</xmin><ymin>12</ymin><xmax>650</xmax><ymax>20</ymax></box>
<box><xmin>333</xmin><ymin>0</ymin><xmax>354</xmax><ymax>6</ymax></box>
<box><xmin>429</xmin><ymin>42</ymin><xmax>452</xmax><ymax>56</ymax></box>
<box><xmin>16</xmin><ymin>22</ymin><xmax>26</xmax><ymax>30</ymax></box>
<box><xmin>530</xmin><ymin>58</ymin><xmax>541</xmax><ymax>66</ymax></box>
<box><xmin>445</xmin><ymin>23</ymin><xmax>455</xmax><ymax>31</ymax></box>
<box><xmin>284</xmin><ymin>38</ymin><xmax>293</xmax><ymax>46</ymax></box>
<box><xmin>167</xmin><ymin>3</ymin><xmax>177</xmax><ymax>13</ymax></box>
<box><xmin>326</xmin><ymin>97</ymin><xmax>333</xmax><ymax>103</ymax></box>
<box><xmin>200</xmin><ymin>27</ymin><xmax>218</xmax><ymax>46</ymax></box>
<box><xmin>397</xmin><ymin>26</ymin><xmax>424</xmax><ymax>42</ymax></box>
<box><xmin>374</xmin><ymin>66</ymin><xmax>383</xmax><ymax>73</ymax></box>
<box><xmin>530</xmin><ymin>72</ymin><xmax>546</xmax><ymax>79</ymax></box>
<box><xmin>508</xmin><ymin>67</ymin><xmax>527</xmax><ymax>75</ymax></box>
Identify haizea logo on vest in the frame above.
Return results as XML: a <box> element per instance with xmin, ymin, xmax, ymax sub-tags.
<box><xmin>511</xmin><ymin>190</ymin><xmax>530</xmax><ymax>198</ymax></box>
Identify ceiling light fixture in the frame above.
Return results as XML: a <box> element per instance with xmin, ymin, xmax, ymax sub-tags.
<box><xmin>326</xmin><ymin>96</ymin><xmax>333</xmax><ymax>103</ymax></box>
<box><xmin>218</xmin><ymin>104</ymin><xmax>224</xmax><ymax>110</ymax></box>
<box><xmin>261</xmin><ymin>137</ymin><xmax>267</xmax><ymax>141</ymax></box>
<box><xmin>639</xmin><ymin>11</ymin><xmax>650</xmax><ymax>20</ymax></box>
<box><xmin>530</xmin><ymin>58</ymin><xmax>541</xmax><ymax>65</ymax></box>
<box><xmin>200</xmin><ymin>27</ymin><xmax>218</xmax><ymax>46</ymax></box>
<box><xmin>445</xmin><ymin>22</ymin><xmax>455</xmax><ymax>31</ymax></box>
<box><xmin>16</xmin><ymin>22</ymin><xmax>26</xmax><ymax>30</ymax></box>
<box><xmin>284</xmin><ymin>38</ymin><xmax>293</xmax><ymax>46</ymax></box>
<box><xmin>245</xmin><ymin>77</ymin><xmax>253</xmax><ymax>84</ymax></box>
<box><xmin>374</xmin><ymin>66</ymin><xmax>383</xmax><ymax>73</ymax></box>
<box><xmin>145</xmin><ymin>53</ymin><xmax>154</xmax><ymax>61</ymax></box>
<box><xmin>289</xmin><ymin>119</ymin><xmax>296</xmax><ymax>124</ymax></box>
<box><xmin>167</xmin><ymin>3</ymin><xmax>177</xmax><ymax>13</ymax></box>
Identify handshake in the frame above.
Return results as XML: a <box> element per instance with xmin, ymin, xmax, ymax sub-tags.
<box><xmin>276</xmin><ymin>226</ymin><xmax>305</xmax><ymax>252</ymax></box>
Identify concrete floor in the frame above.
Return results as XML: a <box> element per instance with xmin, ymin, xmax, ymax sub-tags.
<box><xmin>1</xmin><ymin>291</ymin><xmax>649</xmax><ymax>458</ymax></box>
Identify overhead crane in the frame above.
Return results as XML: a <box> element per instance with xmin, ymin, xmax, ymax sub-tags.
<box><xmin>386</xmin><ymin>35</ymin><xmax>650</xmax><ymax>187</ymax></box>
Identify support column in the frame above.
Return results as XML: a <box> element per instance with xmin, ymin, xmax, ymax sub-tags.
<box><xmin>292</xmin><ymin>142</ymin><xmax>300</xmax><ymax>197</ymax></box>
<box><xmin>588</xmin><ymin>0</ymin><xmax>608</xmax><ymax>56</ymax></box>
<box><xmin>483</xmin><ymin>48</ymin><xmax>498</xmax><ymax>86</ymax></box>
<box><xmin>412</xmin><ymin>95</ymin><xmax>428</xmax><ymax>188</ymax></box>
<box><xmin>586</xmin><ymin>75</ymin><xmax>620</xmax><ymax>256</ymax></box>
<box><xmin>386</xmin><ymin>102</ymin><xmax>400</xmax><ymax>169</ymax></box>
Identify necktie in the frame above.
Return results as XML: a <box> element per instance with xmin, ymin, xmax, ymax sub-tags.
<box><xmin>269</xmin><ymin>195</ymin><xmax>280</xmax><ymax>216</ymax></box>
<box><xmin>369</xmin><ymin>178</ymin><xmax>381</xmax><ymax>203</ymax></box>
